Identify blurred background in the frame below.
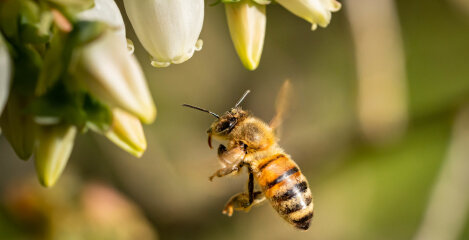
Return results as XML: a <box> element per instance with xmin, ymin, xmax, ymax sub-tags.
<box><xmin>2</xmin><ymin>0</ymin><xmax>469</xmax><ymax>239</ymax></box>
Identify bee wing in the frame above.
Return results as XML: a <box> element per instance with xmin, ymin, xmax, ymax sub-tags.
<box><xmin>270</xmin><ymin>80</ymin><xmax>292</xmax><ymax>130</ymax></box>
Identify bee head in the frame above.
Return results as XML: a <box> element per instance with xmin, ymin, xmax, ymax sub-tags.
<box><xmin>183</xmin><ymin>90</ymin><xmax>251</xmax><ymax>149</ymax></box>
<box><xmin>206</xmin><ymin>108</ymin><xmax>249</xmax><ymax>148</ymax></box>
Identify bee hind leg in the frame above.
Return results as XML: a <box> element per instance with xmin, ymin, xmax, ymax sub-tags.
<box><xmin>223</xmin><ymin>172</ymin><xmax>264</xmax><ymax>216</ymax></box>
<box><xmin>222</xmin><ymin>191</ymin><xmax>265</xmax><ymax>217</ymax></box>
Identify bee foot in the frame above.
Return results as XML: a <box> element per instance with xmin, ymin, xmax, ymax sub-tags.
<box><xmin>222</xmin><ymin>206</ymin><xmax>234</xmax><ymax>217</ymax></box>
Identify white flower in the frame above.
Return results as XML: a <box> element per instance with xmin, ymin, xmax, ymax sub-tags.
<box><xmin>276</xmin><ymin>0</ymin><xmax>341</xmax><ymax>30</ymax></box>
<box><xmin>123</xmin><ymin>0</ymin><xmax>204</xmax><ymax>67</ymax></box>
<box><xmin>73</xmin><ymin>32</ymin><xmax>156</xmax><ymax>124</ymax></box>
<box><xmin>0</xmin><ymin>34</ymin><xmax>11</xmax><ymax>117</ymax></box>
<box><xmin>225</xmin><ymin>0</ymin><xmax>266</xmax><ymax>70</ymax></box>
<box><xmin>35</xmin><ymin>124</ymin><xmax>77</xmax><ymax>187</ymax></box>
<box><xmin>77</xmin><ymin>0</ymin><xmax>133</xmax><ymax>52</ymax></box>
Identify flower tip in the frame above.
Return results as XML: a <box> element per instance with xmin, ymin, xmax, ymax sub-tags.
<box><xmin>311</xmin><ymin>23</ymin><xmax>318</xmax><ymax>31</ymax></box>
<box><xmin>127</xmin><ymin>39</ymin><xmax>135</xmax><ymax>54</ymax></box>
<box><xmin>138</xmin><ymin>104</ymin><xmax>157</xmax><ymax>124</ymax></box>
<box><xmin>38</xmin><ymin>176</ymin><xmax>56</xmax><ymax>188</ymax></box>
<box><xmin>195</xmin><ymin>39</ymin><xmax>203</xmax><ymax>51</ymax></box>
<box><xmin>105</xmin><ymin>108</ymin><xmax>148</xmax><ymax>157</ymax></box>
<box><xmin>149</xmin><ymin>40</ymin><xmax>202</xmax><ymax>68</ymax></box>
<box><xmin>150</xmin><ymin>60</ymin><xmax>171</xmax><ymax>68</ymax></box>
<box><xmin>241</xmin><ymin>58</ymin><xmax>260</xmax><ymax>71</ymax></box>
<box><xmin>331</xmin><ymin>1</ymin><xmax>342</xmax><ymax>12</ymax></box>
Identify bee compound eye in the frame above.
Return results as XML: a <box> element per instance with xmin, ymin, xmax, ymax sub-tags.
<box><xmin>218</xmin><ymin>121</ymin><xmax>231</xmax><ymax>132</ymax></box>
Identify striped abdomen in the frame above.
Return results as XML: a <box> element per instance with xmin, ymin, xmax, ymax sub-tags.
<box><xmin>256</xmin><ymin>154</ymin><xmax>314</xmax><ymax>230</ymax></box>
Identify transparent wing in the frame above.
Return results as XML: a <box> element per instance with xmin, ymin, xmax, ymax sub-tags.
<box><xmin>269</xmin><ymin>80</ymin><xmax>292</xmax><ymax>130</ymax></box>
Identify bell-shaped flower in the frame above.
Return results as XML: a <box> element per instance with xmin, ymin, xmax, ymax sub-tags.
<box><xmin>276</xmin><ymin>0</ymin><xmax>341</xmax><ymax>30</ymax></box>
<box><xmin>105</xmin><ymin>108</ymin><xmax>147</xmax><ymax>158</ymax></box>
<box><xmin>73</xmin><ymin>31</ymin><xmax>156</xmax><ymax>124</ymax></box>
<box><xmin>225</xmin><ymin>0</ymin><xmax>266</xmax><ymax>71</ymax></box>
<box><xmin>77</xmin><ymin>0</ymin><xmax>133</xmax><ymax>53</ymax></box>
<box><xmin>0</xmin><ymin>34</ymin><xmax>11</xmax><ymax>116</ymax></box>
<box><xmin>0</xmin><ymin>94</ymin><xmax>36</xmax><ymax>160</ymax></box>
<box><xmin>123</xmin><ymin>0</ymin><xmax>204</xmax><ymax>67</ymax></box>
<box><xmin>35</xmin><ymin>124</ymin><xmax>77</xmax><ymax>187</ymax></box>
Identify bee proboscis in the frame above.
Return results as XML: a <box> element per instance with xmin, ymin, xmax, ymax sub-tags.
<box><xmin>183</xmin><ymin>81</ymin><xmax>313</xmax><ymax>230</ymax></box>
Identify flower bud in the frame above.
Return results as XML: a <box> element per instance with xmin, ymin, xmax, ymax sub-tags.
<box><xmin>225</xmin><ymin>0</ymin><xmax>266</xmax><ymax>71</ymax></box>
<box><xmin>35</xmin><ymin>124</ymin><xmax>77</xmax><ymax>187</ymax></box>
<box><xmin>74</xmin><ymin>32</ymin><xmax>156</xmax><ymax>124</ymax></box>
<box><xmin>0</xmin><ymin>94</ymin><xmax>36</xmax><ymax>160</ymax></box>
<box><xmin>123</xmin><ymin>0</ymin><xmax>204</xmax><ymax>67</ymax></box>
<box><xmin>105</xmin><ymin>108</ymin><xmax>147</xmax><ymax>158</ymax></box>
<box><xmin>0</xmin><ymin>34</ymin><xmax>11</xmax><ymax>116</ymax></box>
<box><xmin>77</xmin><ymin>0</ymin><xmax>133</xmax><ymax>53</ymax></box>
<box><xmin>276</xmin><ymin>0</ymin><xmax>341</xmax><ymax>30</ymax></box>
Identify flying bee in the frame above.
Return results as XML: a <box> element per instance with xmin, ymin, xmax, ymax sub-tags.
<box><xmin>183</xmin><ymin>81</ymin><xmax>313</xmax><ymax>230</ymax></box>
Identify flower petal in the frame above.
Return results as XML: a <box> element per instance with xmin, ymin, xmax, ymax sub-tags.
<box><xmin>0</xmin><ymin>34</ymin><xmax>11</xmax><ymax>116</ymax></box>
<box><xmin>225</xmin><ymin>0</ymin><xmax>266</xmax><ymax>70</ymax></box>
<box><xmin>75</xmin><ymin>32</ymin><xmax>156</xmax><ymax>124</ymax></box>
<box><xmin>77</xmin><ymin>0</ymin><xmax>129</xmax><ymax>51</ymax></box>
<box><xmin>277</xmin><ymin>0</ymin><xmax>341</xmax><ymax>29</ymax></box>
<box><xmin>123</xmin><ymin>0</ymin><xmax>204</xmax><ymax>67</ymax></box>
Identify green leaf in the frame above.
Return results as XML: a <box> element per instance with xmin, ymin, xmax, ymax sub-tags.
<box><xmin>83</xmin><ymin>94</ymin><xmax>112</xmax><ymax>131</ymax></box>
<box><xmin>0</xmin><ymin>0</ymin><xmax>53</xmax><ymax>44</ymax></box>
<box><xmin>20</xmin><ymin>11</ymin><xmax>54</xmax><ymax>44</ymax></box>
<box><xmin>28</xmin><ymin>84</ymin><xmax>88</xmax><ymax>128</ymax></box>
<box><xmin>29</xmin><ymin>82</ymin><xmax>112</xmax><ymax>132</ymax></box>
<box><xmin>0</xmin><ymin>0</ymin><xmax>21</xmax><ymax>40</ymax></box>
<box><xmin>72</xmin><ymin>20</ymin><xmax>107</xmax><ymax>46</ymax></box>
<box><xmin>11</xmin><ymin>44</ymin><xmax>42</xmax><ymax>96</ymax></box>
<box><xmin>36</xmin><ymin>29</ymin><xmax>66</xmax><ymax>96</ymax></box>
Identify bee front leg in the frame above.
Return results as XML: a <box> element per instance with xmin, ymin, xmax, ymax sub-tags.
<box><xmin>209</xmin><ymin>164</ymin><xmax>242</xmax><ymax>181</ymax></box>
<box><xmin>209</xmin><ymin>144</ymin><xmax>246</xmax><ymax>181</ymax></box>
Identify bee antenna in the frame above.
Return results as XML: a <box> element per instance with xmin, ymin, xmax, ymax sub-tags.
<box><xmin>234</xmin><ymin>90</ymin><xmax>251</xmax><ymax>108</ymax></box>
<box><xmin>182</xmin><ymin>104</ymin><xmax>220</xmax><ymax>119</ymax></box>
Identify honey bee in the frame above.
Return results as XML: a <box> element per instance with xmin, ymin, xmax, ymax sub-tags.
<box><xmin>183</xmin><ymin>81</ymin><xmax>313</xmax><ymax>230</ymax></box>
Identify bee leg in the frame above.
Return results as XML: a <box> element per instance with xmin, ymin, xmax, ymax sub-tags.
<box><xmin>209</xmin><ymin>163</ymin><xmax>242</xmax><ymax>181</ymax></box>
<box><xmin>248</xmin><ymin>171</ymin><xmax>254</xmax><ymax>204</ymax></box>
<box><xmin>222</xmin><ymin>191</ymin><xmax>265</xmax><ymax>217</ymax></box>
<box><xmin>209</xmin><ymin>144</ymin><xmax>245</xmax><ymax>181</ymax></box>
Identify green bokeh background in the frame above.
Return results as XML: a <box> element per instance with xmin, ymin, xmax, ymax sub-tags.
<box><xmin>1</xmin><ymin>0</ymin><xmax>469</xmax><ymax>239</ymax></box>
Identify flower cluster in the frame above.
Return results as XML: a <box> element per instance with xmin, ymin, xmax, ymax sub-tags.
<box><xmin>119</xmin><ymin>0</ymin><xmax>340</xmax><ymax>69</ymax></box>
<box><xmin>0</xmin><ymin>0</ymin><xmax>155</xmax><ymax>187</ymax></box>
<box><xmin>0</xmin><ymin>0</ymin><xmax>340</xmax><ymax>187</ymax></box>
